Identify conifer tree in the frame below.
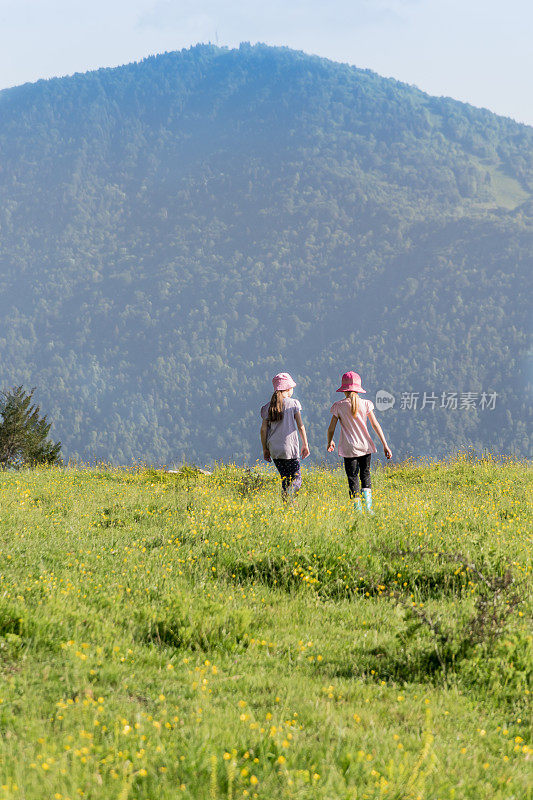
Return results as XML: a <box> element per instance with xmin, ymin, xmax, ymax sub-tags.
<box><xmin>0</xmin><ymin>386</ymin><xmax>62</xmax><ymax>468</ymax></box>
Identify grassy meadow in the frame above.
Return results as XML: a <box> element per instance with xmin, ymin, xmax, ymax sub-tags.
<box><xmin>0</xmin><ymin>456</ymin><xmax>531</xmax><ymax>800</ymax></box>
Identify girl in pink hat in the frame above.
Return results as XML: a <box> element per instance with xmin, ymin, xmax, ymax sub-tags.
<box><xmin>327</xmin><ymin>371</ymin><xmax>392</xmax><ymax>514</ymax></box>
<box><xmin>260</xmin><ymin>372</ymin><xmax>310</xmax><ymax>501</ymax></box>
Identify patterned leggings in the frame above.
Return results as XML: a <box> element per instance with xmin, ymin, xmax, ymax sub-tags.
<box><xmin>273</xmin><ymin>458</ymin><xmax>302</xmax><ymax>498</ymax></box>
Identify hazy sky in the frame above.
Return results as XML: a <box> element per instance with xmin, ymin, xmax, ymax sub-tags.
<box><xmin>1</xmin><ymin>0</ymin><xmax>532</xmax><ymax>125</ymax></box>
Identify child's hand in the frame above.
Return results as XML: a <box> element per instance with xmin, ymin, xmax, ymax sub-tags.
<box><xmin>327</xmin><ymin>441</ymin><xmax>335</xmax><ymax>452</ymax></box>
<box><xmin>384</xmin><ymin>445</ymin><xmax>392</xmax><ymax>459</ymax></box>
<box><xmin>263</xmin><ymin>449</ymin><xmax>271</xmax><ymax>462</ymax></box>
<box><xmin>301</xmin><ymin>445</ymin><xmax>310</xmax><ymax>459</ymax></box>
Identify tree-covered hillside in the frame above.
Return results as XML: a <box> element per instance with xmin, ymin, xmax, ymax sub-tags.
<box><xmin>0</xmin><ymin>43</ymin><xmax>531</xmax><ymax>464</ymax></box>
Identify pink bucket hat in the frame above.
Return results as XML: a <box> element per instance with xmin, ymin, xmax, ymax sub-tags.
<box><xmin>336</xmin><ymin>371</ymin><xmax>366</xmax><ymax>393</ymax></box>
<box><xmin>272</xmin><ymin>372</ymin><xmax>296</xmax><ymax>392</ymax></box>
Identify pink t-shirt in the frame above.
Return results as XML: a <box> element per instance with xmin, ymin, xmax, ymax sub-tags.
<box><xmin>330</xmin><ymin>397</ymin><xmax>377</xmax><ymax>458</ymax></box>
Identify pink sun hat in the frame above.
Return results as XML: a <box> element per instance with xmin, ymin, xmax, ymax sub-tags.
<box><xmin>272</xmin><ymin>372</ymin><xmax>296</xmax><ymax>392</ymax></box>
<box><xmin>336</xmin><ymin>371</ymin><xmax>366</xmax><ymax>393</ymax></box>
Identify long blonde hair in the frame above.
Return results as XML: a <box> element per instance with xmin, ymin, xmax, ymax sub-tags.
<box><xmin>346</xmin><ymin>391</ymin><xmax>358</xmax><ymax>418</ymax></box>
<box><xmin>268</xmin><ymin>390</ymin><xmax>284</xmax><ymax>421</ymax></box>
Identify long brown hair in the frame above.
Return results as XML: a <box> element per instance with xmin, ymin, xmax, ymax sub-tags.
<box><xmin>268</xmin><ymin>390</ymin><xmax>284</xmax><ymax>421</ymax></box>
<box><xmin>346</xmin><ymin>391</ymin><xmax>358</xmax><ymax>418</ymax></box>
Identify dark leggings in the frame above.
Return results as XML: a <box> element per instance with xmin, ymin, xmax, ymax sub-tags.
<box><xmin>343</xmin><ymin>454</ymin><xmax>372</xmax><ymax>498</ymax></box>
<box><xmin>273</xmin><ymin>458</ymin><xmax>302</xmax><ymax>498</ymax></box>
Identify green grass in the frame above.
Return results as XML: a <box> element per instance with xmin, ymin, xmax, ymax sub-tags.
<box><xmin>471</xmin><ymin>158</ymin><xmax>532</xmax><ymax>211</ymax></box>
<box><xmin>0</xmin><ymin>457</ymin><xmax>531</xmax><ymax>800</ymax></box>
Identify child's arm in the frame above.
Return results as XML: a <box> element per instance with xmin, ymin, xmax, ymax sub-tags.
<box><xmin>327</xmin><ymin>415</ymin><xmax>338</xmax><ymax>452</ymax></box>
<box><xmin>368</xmin><ymin>411</ymin><xmax>392</xmax><ymax>459</ymax></box>
<box><xmin>294</xmin><ymin>411</ymin><xmax>310</xmax><ymax>459</ymax></box>
<box><xmin>260</xmin><ymin>419</ymin><xmax>271</xmax><ymax>462</ymax></box>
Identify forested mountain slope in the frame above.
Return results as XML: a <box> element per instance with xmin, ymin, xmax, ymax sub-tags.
<box><xmin>0</xmin><ymin>43</ymin><xmax>531</xmax><ymax>463</ymax></box>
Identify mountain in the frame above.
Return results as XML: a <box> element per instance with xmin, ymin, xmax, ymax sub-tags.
<box><xmin>0</xmin><ymin>43</ymin><xmax>531</xmax><ymax>464</ymax></box>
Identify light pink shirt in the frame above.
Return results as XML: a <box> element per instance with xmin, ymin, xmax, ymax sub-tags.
<box><xmin>330</xmin><ymin>397</ymin><xmax>377</xmax><ymax>458</ymax></box>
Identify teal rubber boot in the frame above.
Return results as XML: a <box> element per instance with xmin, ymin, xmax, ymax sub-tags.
<box><xmin>353</xmin><ymin>496</ymin><xmax>363</xmax><ymax>513</ymax></box>
<box><xmin>362</xmin><ymin>488</ymin><xmax>374</xmax><ymax>515</ymax></box>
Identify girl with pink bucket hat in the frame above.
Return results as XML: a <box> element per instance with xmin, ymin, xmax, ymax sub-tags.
<box><xmin>260</xmin><ymin>372</ymin><xmax>310</xmax><ymax>501</ymax></box>
<box><xmin>327</xmin><ymin>371</ymin><xmax>392</xmax><ymax>514</ymax></box>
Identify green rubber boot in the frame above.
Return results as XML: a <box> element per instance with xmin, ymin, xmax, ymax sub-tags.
<box><xmin>362</xmin><ymin>488</ymin><xmax>374</xmax><ymax>515</ymax></box>
<box><xmin>353</xmin><ymin>496</ymin><xmax>363</xmax><ymax>513</ymax></box>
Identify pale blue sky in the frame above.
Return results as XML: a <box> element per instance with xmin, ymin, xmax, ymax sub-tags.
<box><xmin>0</xmin><ymin>0</ymin><xmax>532</xmax><ymax>125</ymax></box>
